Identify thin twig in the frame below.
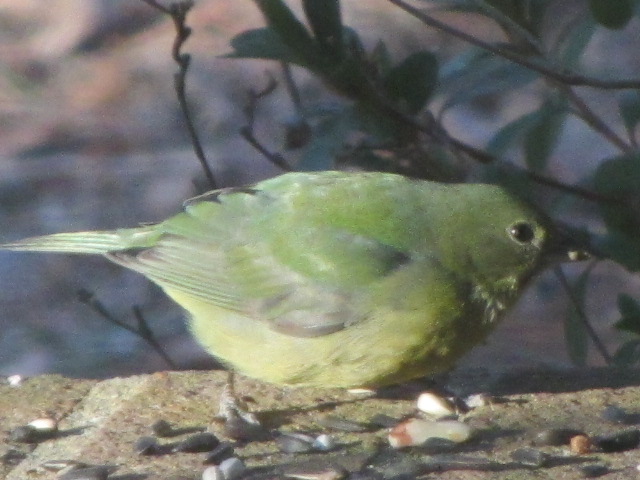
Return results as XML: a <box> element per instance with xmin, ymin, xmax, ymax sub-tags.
<box><xmin>366</xmin><ymin>87</ymin><xmax>621</xmax><ymax>205</ymax></box>
<box><xmin>240</xmin><ymin>127</ymin><xmax>293</xmax><ymax>171</ymax></box>
<box><xmin>141</xmin><ymin>0</ymin><xmax>218</xmax><ymax>189</ymax></box>
<box><xmin>525</xmin><ymin>170</ymin><xmax>623</xmax><ymax>206</ymax></box>
<box><xmin>281</xmin><ymin>62</ymin><xmax>304</xmax><ymax>116</ymax></box>
<box><xmin>77</xmin><ymin>288</ymin><xmax>177</xmax><ymax>369</ymax></box>
<box><xmin>562</xmin><ymin>85</ymin><xmax>632</xmax><ymax>153</ymax></box>
<box><xmin>133</xmin><ymin>306</ymin><xmax>178</xmax><ymax>369</ymax></box>
<box><xmin>465</xmin><ymin>2</ymin><xmax>633</xmax><ymax>153</ymax></box>
<box><xmin>469</xmin><ymin>0</ymin><xmax>544</xmax><ymax>51</ymax></box>
<box><xmin>554</xmin><ymin>265</ymin><xmax>613</xmax><ymax>364</ymax></box>
<box><xmin>386</xmin><ymin>0</ymin><xmax>640</xmax><ymax>90</ymax></box>
<box><xmin>240</xmin><ymin>75</ymin><xmax>293</xmax><ymax>171</ymax></box>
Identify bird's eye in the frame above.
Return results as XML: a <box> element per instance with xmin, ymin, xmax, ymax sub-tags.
<box><xmin>508</xmin><ymin>222</ymin><xmax>536</xmax><ymax>244</ymax></box>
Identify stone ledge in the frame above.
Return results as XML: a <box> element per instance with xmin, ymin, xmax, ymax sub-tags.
<box><xmin>2</xmin><ymin>368</ymin><xmax>640</xmax><ymax>479</ymax></box>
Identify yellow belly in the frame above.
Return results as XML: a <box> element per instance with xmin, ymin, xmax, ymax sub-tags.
<box><xmin>165</xmin><ymin>286</ymin><xmax>494</xmax><ymax>388</ymax></box>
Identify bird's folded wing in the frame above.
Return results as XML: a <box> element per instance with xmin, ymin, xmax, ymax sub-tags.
<box><xmin>109</xmin><ymin>220</ymin><xmax>413</xmax><ymax>338</ymax></box>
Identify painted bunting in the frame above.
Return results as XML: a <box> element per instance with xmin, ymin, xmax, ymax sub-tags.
<box><xmin>2</xmin><ymin>171</ymin><xmax>585</xmax><ymax>387</ymax></box>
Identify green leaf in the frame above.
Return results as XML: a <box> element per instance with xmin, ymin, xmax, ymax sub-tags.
<box><xmin>486</xmin><ymin>111</ymin><xmax>541</xmax><ymax>156</ymax></box>
<box><xmin>558</xmin><ymin>17</ymin><xmax>597</xmax><ymax>69</ymax></box>
<box><xmin>254</xmin><ymin>0</ymin><xmax>320</xmax><ymax>64</ymax></box>
<box><xmin>383</xmin><ymin>51</ymin><xmax>438</xmax><ymax>114</ymax></box>
<box><xmin>594</xmin><ymin>232</ymin><xmax>640</xmax><ymax>272</ymax></box>
<box><xmin>486</xmin><ymin>99</ymin><xmax>566</xmax><ymax>171</ymax></box>
<box><xmin>615</xmin><ymin>294</ymin><xmax>640</xmax><ymax>335</ymax></box>
<box><xmin>226</xmin><ymin>28</ymin><xmax>305</xmax><ymax>65</ymax></box>
<box><xmin>618</xmin><ymin>293</ymin><xmax>640</xmax><ymax>318</ymax></box>
<box><xmin>613</xmin><ymin>339</ymin><xmax>640</xmax><ymax>365</ymax></box>
<box><xmin>593</xmin><ymin>153</ymin><xmax>640</xmax><ymax>238</ymax></box>
<box><xmin>439</xmin><ymin>49</ymin><xmax>537</xmax><ymax>111</ymax></box>
<box><xmin>302</xmin><ymin>0</ymin><xmax>343</xmax><ymax>55</ymax></box>
<box><xmin>482</xmin><ymin>0</ymin><xmax>550</xmax><ymax>34</ymax></box>
<box><xmin>477</xmin><ymin>162</ymin><xmax>535</xmax><ymax>204</ymax></box>
<box><xmin>298</xmin><ymin>107</ymin><xmax>357</xmax><ymax>171</ymax></box>
<box><xmin>523</xmin><ymin>102</ymin><xmax>566</xmax><ymax>172</ymax></box>
<box><xmin>371</xmin><ymin>40</ymin><xmax>393</xmax><ymax>76</ymax></box>
<box><xmin>588</xmin><ymin>0</ymin><xmax>634</xmax><ymax>29</ymax></box>
<box><xmin>563</xmin><ymin>267</ymin><xmax>592</xmax><ymax>366</ymax></box>
<box><xmin>619</xmin><ymin>90</ymin><xmax>640</xmax><ymax>134</ymax></box>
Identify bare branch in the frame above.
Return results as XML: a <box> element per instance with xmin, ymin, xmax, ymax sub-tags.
<box><xmin>141</xmin><ymin>0</ymin><xmax>218</xmax><ymax>189</ymax></box>
<box><xmin>240</xmin><ymin>75</ymin><xmax>293</xmax><ymax>171</ymax></box>
<box><xmin>554</xmin><ymin>264</ymin><xmax>612</xmax><ymax>365</ymax></box>
<box><xmin>77</xmin><ymin>289</ymin><xmax>177</xmax><ymax>369</ymax></box>
<box><xmin>387</xmin><ymin>0</ymin><xmax>640</xmax><ymax>90</ymax></box>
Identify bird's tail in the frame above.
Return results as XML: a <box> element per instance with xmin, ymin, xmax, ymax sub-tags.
<box><xmin>1</xmin><ymin>226</ymin><xmax>161</xmax><ymax>255</ymax></box>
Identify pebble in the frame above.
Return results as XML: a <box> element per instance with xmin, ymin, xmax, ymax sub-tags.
<box><xmin>464</xmin><ymin>393</ymin><xmax>494</xmax><ymax>409</ymax></box>
<box><xmin>416</xmin><ymin>392</ymin><xmax>458</xmax><ymax>418</ymax></box>
<box><xmin>41</xmin><ymin>460</ymin><xmax>87</xmax><ymax>472</ymax></box>
<box><xmin>173</xmin><ymin>432</ymin><xmax>220</xmax><ymax>453</ymax></box>
<box><xmin>388</xmin><ymin>418</ymin><xmax>472</xmax><ymax>448</ymax></box>
<box><xmin>318</xmin><ymin>415</ymin><xmax>369</xmax><ymax>432</ymax></box>
<box><xmin>570</xmin><ymin>434</ymin><xmax>593</xmax><ymax>454</ymax></box>
<box><xmin>29</xmin><ymin>417</ymin><xmax>58</xmax><ymax>434</ymax></box>
<box><xmin>9</xmin><ymin>417</ymin><xmax>59</xmax><ymax>443</ymax></box>
<box><xmin>7</xmin><ymin>374</ymin><xmax>23</xmax><ymax>386</ymax></box>
<box><xmin>203</xmin><ymin>443</ymin><xmax>236</xmax><ymax>465</ymax></box>
<box><xmin>510</xmin><ymin>447</ymin><xmax>550</xmax><ymax>468</ymax></box>
<box><xmin>219</xmin><ymin>457</ymin><xmax>246</xmax><ymax>480</ymax></box>
<box><xmin>312</xmin><ymin>434</ymin><xmax>336</xmax><ymax>451</ymax></box>
<box><xmin>594</xmin><ymin>429</ymin><xmax>640</xmax><ymax>452</ymax></box>
<box><xmin>202</xmin><ymin>465</ymin><xmax>223</xmax><ymax>480</ymax></box>
<box><xmin>532</xmin><ymin>428</ymin><xmax>584</xmax><ymax>446</ymax></box>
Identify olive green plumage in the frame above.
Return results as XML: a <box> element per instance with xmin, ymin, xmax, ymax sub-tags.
<box><xmin>2</xmin><ymin>171</ymin><xmax>580</xmax><ymax>387</ymax></box>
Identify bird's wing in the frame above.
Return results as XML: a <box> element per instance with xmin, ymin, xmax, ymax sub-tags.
<box><xmin>111</xmin><ymin>173</ymin><xmax>421</xmax><ymax>337</ymax></box>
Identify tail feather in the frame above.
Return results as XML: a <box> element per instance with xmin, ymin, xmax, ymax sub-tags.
<box><xmin>1</xmin><ymin>226</ymin><xmax>160</xmax><ymax>255</ymax></box>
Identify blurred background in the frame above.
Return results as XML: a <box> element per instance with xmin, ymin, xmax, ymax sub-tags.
<box><xmin>0</xmin><ymin>0</ymin><xmax>639</xmax><ymax>378</ymax></box>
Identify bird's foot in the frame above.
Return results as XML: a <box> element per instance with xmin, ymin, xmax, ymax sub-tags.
<box><xmin>217</xmin><ymin>381</ymin><xmax>260</xmax><ymax>426</ymax></box>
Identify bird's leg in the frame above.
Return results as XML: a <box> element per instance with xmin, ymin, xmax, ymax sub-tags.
<box><xmin>218</xmin><ymin>371</ymin><xmax>260</xmax><ymax>425</ymax></box>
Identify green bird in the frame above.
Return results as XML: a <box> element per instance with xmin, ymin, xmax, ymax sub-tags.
<box><xmin>2</xmin><ymin>171</ymin><xmax>585</xmax><ymax>388</ymax></box>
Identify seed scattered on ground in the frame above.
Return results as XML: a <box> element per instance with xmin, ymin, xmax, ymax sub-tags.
<box><xmin>388</xmin><ymin>418</ymin><xmax>472</xmax><ymax>448</ymax></box>
<box><xmin>416</xmin><ymin>391</ymin><xmax>458</xmax><ymax>418</ymax></box>
<box><xmin>570</xmin><ymin>434</ymin><xmax>593</xmax><ymax>454</ymax></box>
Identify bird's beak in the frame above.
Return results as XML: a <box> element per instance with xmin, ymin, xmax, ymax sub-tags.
<box><xmin>551</xmin><ymin>223</ymin><xmax>594</xmax><ymax>263</ymax></box>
